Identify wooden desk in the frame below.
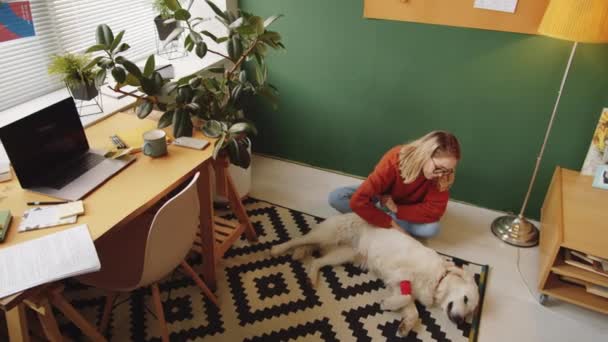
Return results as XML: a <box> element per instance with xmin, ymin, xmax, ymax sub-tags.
<box><xmin>0</xmin><ymin>112</ymin><xmax>217</xmax><ymax>340</ymax></box>
<box><xmin>538</xmin><ymin>167</ymin><xmax>608</xmax><ymax>314</ymax></box>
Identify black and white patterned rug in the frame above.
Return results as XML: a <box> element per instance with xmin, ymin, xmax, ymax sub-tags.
<box><xmin>58</xmin><ymin>198</ymin><xmax>489</xmax><ymax>341</ymax></box>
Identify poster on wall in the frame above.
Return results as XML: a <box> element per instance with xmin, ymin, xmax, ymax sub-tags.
<box><xmin>0</xmin><ymin>1</ymin><xmax>35</xmax><ymax>43</ymax></box>
<box><xmin>581</xmin><ymin>108</ymin><xmax>608</xmax><ymax>176</ymax></box>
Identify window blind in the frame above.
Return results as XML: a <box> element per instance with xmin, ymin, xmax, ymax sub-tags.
<box><xmin>0</xmin><ymin>0</ymin><xmax>62</xmax><ymax>111</ymax></box>
<box><xmin>50</xmin><ymin>0</ymin><xmax>157</xmax><ymax>61</ymax></box>
<box><xmin>0</xmin><ymin>0</ymin><xmax>228</xmax><ymax>113</ymax></box>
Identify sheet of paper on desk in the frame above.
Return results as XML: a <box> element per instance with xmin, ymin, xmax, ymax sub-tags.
<box><xmin>18</xmin><ymin>206</ymin><xmax>77</xmax><ymax>232</ymax></box>
<box><xmin>474</xmin><ymin>0</ymin><xmax>518</xmax><ymax>13</ymax></box>
<box><xmin>0</xmin><ymin>161</ymin><xmax>10</xmax><ymax>182</ymax></box>
<box><xmin>0</xmin><ymin>224</ymin><xmax>100</xmax><ymax>298</ymax></box>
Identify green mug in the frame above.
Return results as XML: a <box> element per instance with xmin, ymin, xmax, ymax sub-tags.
<box><xmin>142</xmin><ymin>129</ymin><xmax>167</xmax><ymax>157</ymax></box>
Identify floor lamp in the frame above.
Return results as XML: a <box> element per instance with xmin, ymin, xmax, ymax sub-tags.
<box><xmin>491</xmin><ymin>0</ymin><xmax>608</xmax><ymax>247</ymax></box>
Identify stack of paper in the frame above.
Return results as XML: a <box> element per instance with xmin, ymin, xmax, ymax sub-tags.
<box><xmin>19</xmin><ymin>201</ymin><xmax>85</xmax><ymax>232</ymax></box>
<box><xmin>587</xmin><ymin>284</ymin><xmax>608</xmax><ymax>299</ymax></box>
<box><xmin>0</xmin><ymin>225</ymin><xmax>100</xmax><ymax>298</ymax></box>
<box><xmin>0</xmin><ymin>162</ymin><xmax>10</xmax><ymax>182</ymax></box>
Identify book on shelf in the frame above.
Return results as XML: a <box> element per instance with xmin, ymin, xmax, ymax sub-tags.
<box><xmin>559</xmin><ymin>275</ymin><xmax>587</xmax><ymax>287</ymax></box>
<box><xmin>558</xmin><ymin>276</ymin><xmax>608</xmax><ymax>300</ymax></box>
<box><xmin>586</xmin><ymin>284</ymin><xmax>608</xmax><ymax>299</ymax></box>
<box><xmin>564</xmin><ymin>249</ymin><xmax>608</xmax><ymax>278</ymax></box>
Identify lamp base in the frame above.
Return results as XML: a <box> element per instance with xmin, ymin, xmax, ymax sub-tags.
<box><xmin>491</xmin><ymin>215</ymin><xmax>539</xmax><ymax>248</ymax></box>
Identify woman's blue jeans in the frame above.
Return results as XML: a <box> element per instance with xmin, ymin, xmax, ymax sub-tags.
<box><xmin>328</xmin><ymin>186</ymin><xmax>440</xmax><ymax>238</ymax></box>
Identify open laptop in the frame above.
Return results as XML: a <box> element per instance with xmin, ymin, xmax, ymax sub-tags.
<box><xmin>0</xmin><ymin>97</ymin><xmax>135</xmax><ymax>200</ymax></box>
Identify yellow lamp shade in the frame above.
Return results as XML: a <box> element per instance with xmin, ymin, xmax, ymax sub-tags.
<box><xmin>538</xmin><ymin>0</ymin><xmax>608</xmax><ymax>43</ymax></box>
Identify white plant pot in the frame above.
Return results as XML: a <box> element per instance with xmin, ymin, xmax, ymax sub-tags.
<box><xmin>211</xmin><ymin>138</ymin><xmax>252</xmax><ymax>203</ymax></box>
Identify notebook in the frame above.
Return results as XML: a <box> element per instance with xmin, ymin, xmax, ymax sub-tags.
<box><xmin>19</xmin><ymin>201</ymin><xmax>84</xmax><ymax>232</ymax></box>
<box><xmin>57</xmin><ymin>200</ymin><xmax>85</xmax><ymax>219</ymax></box>
<box><xmin>0</xmin><ymin>225</ymin><xmax>100</xmax><ymax>298</ymax></box>
<box><xmin>0</xmin><ymin>209</ymin><xmax>11</xmax><ymax>242</ymax></box>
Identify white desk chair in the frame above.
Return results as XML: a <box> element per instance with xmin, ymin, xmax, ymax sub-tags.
<box><xmin>77</xmin><ymin>172</ymin><xmax>218</xmax><ymax>342</ymax></box>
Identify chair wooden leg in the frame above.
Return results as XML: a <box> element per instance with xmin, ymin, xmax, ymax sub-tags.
<box><xmin>180</xmin><ymin>260</ymin><xmax>219</xmax><ymax>307</ymax></box>
<box><xmin>151</xmin><ymin>284</ymin><xmax>169</xmax><ymax>342</ymax></box>
<box><xmin>6</xmin><ymin>304</ymin><xmax>31</xmax><ymax>342</ymax></box>
<box><xmin>198</xmin><ymin>161</ymin><xmax>218</xmax><ymax>291</ymax></box>
<box><xmin>99</xmin><ymin>292</ymin><xmax>118</xmax><ymax>334</ymax></box>
<box><xmin>35</xmin><ymin>298</ymin><xmax>63</xmax><ymax>342</ymax></box>
<box><xmin>225</xmin><ymin>170</ymin><xmax>257</xmax><ymax>242</ymax></box>
<box><xmin>48</xmin><ymin>287</ymin><xmax>107</xmax><ymax>342</ymax></box>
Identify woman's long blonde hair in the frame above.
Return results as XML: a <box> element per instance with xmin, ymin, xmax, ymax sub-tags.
<box><xmin>398</xmin><ymin>131</ymin><xmax>461</xmax><ymax>191</ymax></box>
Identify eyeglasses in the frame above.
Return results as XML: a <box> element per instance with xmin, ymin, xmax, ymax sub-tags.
<box><xmin>431</xmin><ymin>158</ymin><xmax>454</xmax><ymax>176</ymax></box>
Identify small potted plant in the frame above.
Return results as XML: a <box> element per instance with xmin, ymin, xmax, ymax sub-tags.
<box><xmin>86</xmin><ymin>0</ymin><xmax>284</xmax><ymax>171</ymax></box>
<box><xmin>153</xmin><ymin>0</ymin><xmax>178</xmax><ymax>41</ymax></box>
<box><xmin>48</xmin><ymin>53</ymin><xmax>102</xmax><ymax>101</ymax></box>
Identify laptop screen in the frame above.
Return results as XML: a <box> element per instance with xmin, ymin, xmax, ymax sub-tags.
<box><xmin>0</xmin><ymin>97</ymin><xmax>89</xmax><ymax>188</ymax></box>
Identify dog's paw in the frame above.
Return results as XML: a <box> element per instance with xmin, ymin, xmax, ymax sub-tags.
<box><xmin>292</xmin><ymin>246</ymin><xmax>312</xmax><ymax>261</ymax></box>
<box><xmin>308</xmin><ymin>265</ymin><xmax>320</xmax><ymax>288</ymax></box>
<box><xmin>381</xmin><ymin>296</ymin><xmax>409</xmax><ymax>312</ymax></box>
<box><xmin>397</xmin><ymin>318</ymin><xmax>416</xmax><ymax>337</ymax></box>
<box><xmin>270</xmin><ymin>244</ymin><xmax>286</xmax><ymax>257</ymax></box>
<box><xmin>397</xmin><ymin>304</ymin><xmax>419</xmax><ymax>337</ymax></box>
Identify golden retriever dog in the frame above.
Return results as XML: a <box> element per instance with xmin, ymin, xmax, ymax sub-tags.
<box><xmin>270</xmin><ymin>213</ymin><xmax>479</xmax><ymax>336</ymax></box>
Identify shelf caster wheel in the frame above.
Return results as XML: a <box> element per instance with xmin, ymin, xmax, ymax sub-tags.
<box><xmin>539</xmin><ymin>294</ymin><xmax>548</xmax><ymax>305</ymax></box>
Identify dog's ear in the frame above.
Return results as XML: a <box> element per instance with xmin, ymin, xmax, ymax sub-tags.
<box><xmin>446</xmin><ymin>264</ymin><xmax>466</xmax><ymax>278</ymax></box>
<box><xmin>462</xmin><ymin>268</ymin><xmax>475</xmax><ymax>281</ymax></box>
<box><xmin>443</xmin><ymin>260</ymin><xmax>456</xmax><ymax>269</ymax></box>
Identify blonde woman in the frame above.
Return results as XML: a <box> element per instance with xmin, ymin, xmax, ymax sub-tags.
<box><xmin>328</xmin><ymin>131</ymin><xmax>460</xmax><ymax>238</ymax></box>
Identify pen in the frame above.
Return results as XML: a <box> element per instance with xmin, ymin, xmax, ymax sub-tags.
<box><xmin>27</xmin><ymin>201</ymin><xmax>69</xmax><ymax>206</ymax></box>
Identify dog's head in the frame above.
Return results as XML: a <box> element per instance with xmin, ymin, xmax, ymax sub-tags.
<box><xmin>435</xmin><ymin>263</ymin><xmax>479</xmax><ymax>325</ymax></box>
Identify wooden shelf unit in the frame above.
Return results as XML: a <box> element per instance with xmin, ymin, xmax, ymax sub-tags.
<box><xmin>538</xmin><ymin>167</ymin><xmax>608</xmax><ymax>314</ymax></box>
<box><xmin>551</xmin><ymin>257</ymin><xmax>608</xmax><ymax>289</ymax></box>
<box><xmin>543</xmin><ymin>274</ymin><xmax>608</xmax><ymax>315</ymax></box>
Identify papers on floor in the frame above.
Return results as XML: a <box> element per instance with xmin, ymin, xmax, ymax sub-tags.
<box><xmin>0</xmin><ymin>224</ymin><xmax>100</xmax><ymax>298</ymax></box>
<box><xmin>18</xmin><ymin>201</ymin><xmax>84</xmax><ymax>232</ymax></box>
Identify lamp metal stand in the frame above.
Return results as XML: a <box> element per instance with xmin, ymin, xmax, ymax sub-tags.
<box><xmin>491</xmin><ymin>41</ymin><xmax>578</xmax><ymax>247</ymax></box>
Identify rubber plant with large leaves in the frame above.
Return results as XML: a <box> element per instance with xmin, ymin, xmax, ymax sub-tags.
<box><xmin>86</xmin><ymin>0</ymin><xmax>284</xmax><ymax>168</ymax></box>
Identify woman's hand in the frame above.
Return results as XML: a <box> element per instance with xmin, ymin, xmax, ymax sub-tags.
<box><xmin>381</xmin><ymin>195</ymin><xmax>398</xmax><ymax>213</ymax></box>
<box><xmin>390</xmin><ymin>220</ymin><xmax>410</xmax><ymax>235</ymax></box>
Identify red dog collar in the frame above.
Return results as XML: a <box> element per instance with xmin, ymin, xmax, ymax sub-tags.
<box><xmin>400</xmin><ymin>280</ymin><xmax>411</xmax><ymax>295</ymax></box>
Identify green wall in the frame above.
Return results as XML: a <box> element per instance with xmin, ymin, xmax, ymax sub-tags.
<box><xmin>240</xmin><ymin>0</ymin><xmax>608</xmax><ymax>219</ymax></box>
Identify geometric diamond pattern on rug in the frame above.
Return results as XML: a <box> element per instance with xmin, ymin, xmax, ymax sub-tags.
<box><xmin>322</xmin><ymin>262</ymin><xmax>386</xmax><ymax>300</ymax></box>
<box><xmin>243</xmin><ymin>318</ymin><xmax>339</xmax><ymax>342</ymax></box>
<box><xmin>225</xmin><ymin>254</ymin><xmax>322</xmax><ymax>326</ymax></box>
<box><xmin>163</xmin><ymin>296</ymin><xmax>193</xmax><ymax>323</ymax></box>
<box><xmin>57</xmin><ymin>198</ymin><xmax>489</xmax><ymax>342</ymax></box>
<box><xmin>255</xmin><ymin>273</ymin><xmax>290</xmax><ymax>300</ymax></box>
<box><xmin>344</xmin><ymin>301</ymin><xmax>453</xmax><ymax>342</ymax></box>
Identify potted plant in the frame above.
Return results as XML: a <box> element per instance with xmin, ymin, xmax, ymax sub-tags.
<box><xmin>86</xmin><ymin>0</ymin><xmax>284</xmax><ymax>171</ymax></box>
<box><xmin>48</xmin><ymin>53</ymin><xmax>103</xmax><ymax>101</ymax></box>
<box><xmin>152</xmin><ymin>0</ymin><xmax>178</xmax><ymax>41</ymax></box>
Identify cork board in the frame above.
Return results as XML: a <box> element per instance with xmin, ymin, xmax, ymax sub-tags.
<box><xmin>364</xmin><ymin>0</ymin><xmax>550</xmax><ymax>35</ymax></box>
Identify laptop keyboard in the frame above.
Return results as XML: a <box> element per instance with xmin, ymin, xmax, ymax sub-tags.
<box><xmin>47</xmin><ymin>153</ymin><xmax>106</xmax><ymax>190</ymax></box>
